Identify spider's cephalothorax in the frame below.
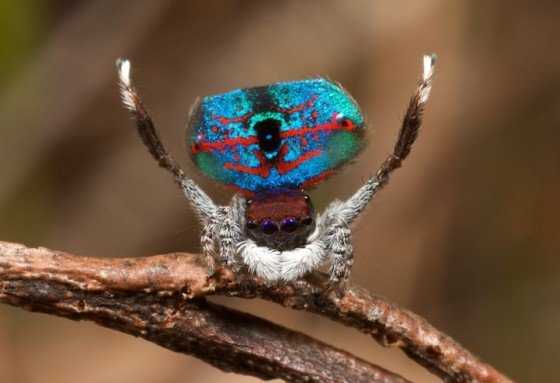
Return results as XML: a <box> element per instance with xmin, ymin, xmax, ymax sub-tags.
<box><xmin>245</xmin><ymin>188</ymin><xmax>315</xmax><ymax>251</ymax></box>
<box><xmin>116</xmin><ymin>54</ymin><xmax>436</xmax><ymax>285</ymax></box>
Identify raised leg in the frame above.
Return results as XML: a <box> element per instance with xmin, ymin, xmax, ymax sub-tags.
<box><xmin>116</xmin><ymin>59</ymin><xmax>220</xmax><ymax>223</ymax></box>
<box><xmin>331</xmin><ymin>54</ymin><xmax>436</xmax><ymax>224</ymax></box>
<box><xmin>320</xmin><ymin>54</ymin><xmax>436</xmax><ymax>285</ymax></box>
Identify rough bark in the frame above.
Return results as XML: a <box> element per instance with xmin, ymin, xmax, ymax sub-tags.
<box><xmin>0</xmin><ymin>241</ymin><xmax>512</xmax><ymax>383</ymax></box>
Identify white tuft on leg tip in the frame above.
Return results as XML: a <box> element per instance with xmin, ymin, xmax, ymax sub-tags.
<box><xmin>116</xmin><ymin>58</ymin><xmax>135</xmax><ymax>111</ymax></box>
<box><xmin>419</xmin><ymin>53</ymin><xmax>436</xmax><ymax>103</ymax></box>
<box><xmin>422</xmin><ymin>53</ymin><xmax>436</xmax><ymax>82</ymax></box>
<box><xmin>116</xmin><ymin>58</ymin><xmax>131</xmax><ymax>86</ymax></box>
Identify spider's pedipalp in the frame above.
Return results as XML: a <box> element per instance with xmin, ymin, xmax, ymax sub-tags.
<box><xmin>281</xmin><ymin>241</ymin><xmax>326</xmax><ymax>281</ymax></box>
<box><xmin>238</xmin><ymin>240</ymin><xmax>282</xmax><ymax>282</ymax></box>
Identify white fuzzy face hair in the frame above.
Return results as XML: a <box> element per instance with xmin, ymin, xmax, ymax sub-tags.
<box><xmin>116</xmin><ymin>54</ymin><xmax>436</xmax><ymax>286</ymax></box>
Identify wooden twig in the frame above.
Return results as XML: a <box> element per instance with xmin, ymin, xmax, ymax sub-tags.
<box><xmin>0</xmin><ymin>241</ymin><xmax>512</xmax><ymax>383</ymax></box>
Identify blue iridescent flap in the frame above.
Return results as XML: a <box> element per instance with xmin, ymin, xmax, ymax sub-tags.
<box><xmin>188</xmin><ymin>79</ymin><xmax>366</xmax><ymax>194</ymax></box>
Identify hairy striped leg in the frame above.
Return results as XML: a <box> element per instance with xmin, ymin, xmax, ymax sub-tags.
<box><xmin>200</xmin><ymin>220</ymin><xmax>218</xmax><ymax>274</ymax></box>
<box><xmin>116</xmin><ymin>59</ymin><xmax>225</xmax><ymax>270</ymax></box>
<box><xmin>322</xmin><ymin>53</ymin><xmax>437</xmax><ymax>285</ymax></box>
<box><xmin>217</xmin><ymin>196</ymin><xmax>246</xmax><ymax>271</ymax></box>
<box><xmin>323</xmin><ymin>210</ymin><xmax>353</xmax><ymax>284</ymax></box>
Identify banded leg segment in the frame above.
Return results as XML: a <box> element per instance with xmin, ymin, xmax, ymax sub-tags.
<box><xmin>216</xmin><ymin>195</ymin><xmax>246</xmax><ymax>270</ymax></box>
<box><xmin>218</xmin><ymin>206</ymin><xmax>242</xmax><ymax>270</ymax></box>
<box><xmin>321</xmin><ymin>210</ymin><xmax>354</xmax><ymax>283</ymax></box>
<box><xmin>200</xmin><ymin>222</ymin><xmax>217</xmax><ymax>274</ymax></box>
<box><xmin>329</xmin><ymin>222</ymin><xmax>353</xmax><ymax>283</ymax></box>
<box><xmin>116</xmin><ymin>59</ymin><xmax>219</xmax><ymax>222</ymax></box>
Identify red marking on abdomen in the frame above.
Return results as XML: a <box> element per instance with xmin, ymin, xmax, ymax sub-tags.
<box><xmin>199</xmin><ymin>114</ymin><xmax>358</xmax><ymax>181</ymax></box>
<box><xmin>276</xmin><ymin>145</ymin><xmax>322</xmax><ymax>175</ymax></box>
<box><xmin>225</xmin><ymin>163</ymin><xmax>270</xmax><ymax>177</ymax></box>
<box><xmin>224</xmin><ymin>149</ymin><xmax>270</xmax><ymax>177</ymax></box>
<box><xmin>199</xmin><ymin>136</ymin><xmax>258</xmax><ymax>151</ymax></box>
<box><xmin>212</xmin><ymin>111</ymin><xmax>253</xmax><ymax>125</ymax></box>
<box><xmin>198</xmin><ymin>115</ymin><xmax>356</xmax><ymax>152</ymax></box>
<box><xmin>280</xmin><ymin>117</ymin><xmax>356</xmax><ymax>139</ymax></box>
<box><xmin>274</xmin><ymin>94</ymin><xmax>316</xmax><ymax>114</ymax></box>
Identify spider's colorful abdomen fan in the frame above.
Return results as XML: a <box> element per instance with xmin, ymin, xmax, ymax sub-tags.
<box><xmin>188</xmin><ymin>79</ymin><xmax>366</xmax><ymax>194</ymax></box>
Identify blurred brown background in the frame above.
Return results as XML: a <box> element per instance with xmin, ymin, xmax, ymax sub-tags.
<box><xmin>0</xmin><ymin>1</ymin><xmax>559</xmax><ymax>382</ymax></box>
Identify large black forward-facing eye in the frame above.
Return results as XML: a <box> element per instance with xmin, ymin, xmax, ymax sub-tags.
<box><xmin>261</xmin><ymin>220</ymin><xmax>279</xmax><ymax>235</ymax></box>
<box><xmin>281</xmin><ymin>218</ymin><xmax>299</xmax><ymax>234</ymax></box>
<box><xmin>255</xmin><ymin>118</ymin><xmax>281</xmax><ymax>153</ymax></box>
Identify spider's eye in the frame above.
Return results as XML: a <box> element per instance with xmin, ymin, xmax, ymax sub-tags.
<box><xmin>281</xmin><ymin>218</ymin><xmax>299</xmax><ymax>234</ymax></box>
<box><xmin>245</xmin><ymin>220</ymin><xmax>257</xmax><ymax>230</ymax></box>
<box><xmin>261</xmin><ymin>220</ymin><xmax>278</xmax><ymax>235</ymax></box>
<box><xmin>303</xmin><ymin>194</ymin><xmax>311</xmax><ymax>202</ymax></box>
<box><xmin>301</xmin><ymin>216</ymin><xmax>313</xmax><ymax>226</ymax></box>
<box><xmin>246</xmin><ymin>198</ymin><xmax>253</xmax><ymax>205</ymax></box>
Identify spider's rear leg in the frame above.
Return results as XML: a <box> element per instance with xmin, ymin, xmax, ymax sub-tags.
<box><xmin>332</xmin><ymin>53</ymin><xmax>436</xmax><ymax>226</ymax></box>
<box><xmin>117</xmin><ymin>58</ymin><xmax>227</xmax><ymax>276</ymax></box>
<box><xmin>116</xmin><ymin>59</ymin><xmax>220</xmax><ymax>223</ymax></box>
<box><xmin>321</xmin><ymin>54</ymin><xmax>436</xmax><ymax>290</ymax></box>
